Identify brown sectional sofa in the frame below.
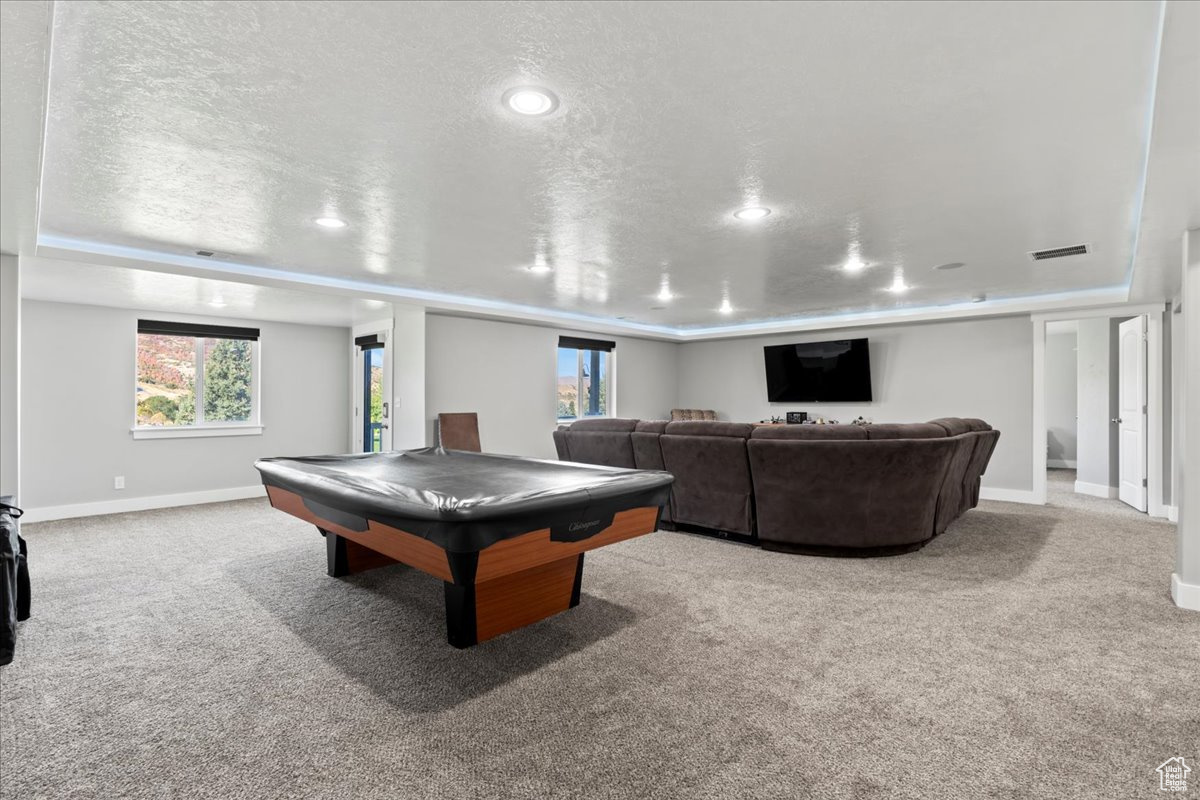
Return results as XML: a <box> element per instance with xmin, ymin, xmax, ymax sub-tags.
<box><xmin>553</xmin><ymin>417</ymin><xmax>999</xmax><ymax>556</ymax></box>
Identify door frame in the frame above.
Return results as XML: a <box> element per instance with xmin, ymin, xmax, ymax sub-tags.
<box><xmin>1031</xmin><ymin>303</ymin><xmax>1167</xmax><ymax>515</ymax></box>
<box><xmin>351</xmin><ymin>319</ymin><xmax>393</xmax><ymax>453</ymax></box>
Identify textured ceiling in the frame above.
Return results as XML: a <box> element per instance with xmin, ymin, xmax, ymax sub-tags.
<box><xmin>20</xmin><ymin>256</ymin><xmax>389</xmax><ymax>327</ymax></box>
<box><xmin>18</xmin><ymin>1</ymin><xmax>1181</xmax><ymax>328</ymax></box>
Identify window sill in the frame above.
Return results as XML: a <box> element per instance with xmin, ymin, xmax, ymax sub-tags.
<box><xmin>131</xmin><ymin>424</ymin><xmax>264</xmax><ymax>440</ymax></box>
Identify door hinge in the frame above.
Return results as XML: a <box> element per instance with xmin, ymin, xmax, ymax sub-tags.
<box><xmin>1143</xmin><ymin>478</ymin><xmax>1148</xmax><ymax>487</ymax></box>
<box><xmin>1143</xmin><ymin>404</ymin><xmax>1148</xmax><ymax>415</ymax></box>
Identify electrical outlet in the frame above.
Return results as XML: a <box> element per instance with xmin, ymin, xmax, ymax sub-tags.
<box><xmin>114</xmin><ymin>476</ymin><xmax>125</xmax><ymax>490</ymax></box>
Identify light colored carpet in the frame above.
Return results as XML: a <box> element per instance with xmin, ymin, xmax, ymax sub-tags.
<box><xmin>1</xmin><ymin>493</ymin><xmax>1195</xmax><ymax>799</ymax></box>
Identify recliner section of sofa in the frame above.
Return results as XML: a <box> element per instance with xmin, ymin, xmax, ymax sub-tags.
<box><xmin>929</xmin><ymin>417</ymin><xmax>999</xmax><ymax>514</ymax></box>
<box><xmin>961</xmin><ymin>429</ymin><xmax>1001</xmax><ymax>512</ymax></box>
<box><xmin>865</xmin><ymin>421</ymin><xmax>971</xmax><ymax>536</ymax></box>
<box><xmin>659</xmin><ymin>421</ymin><xmax>755</xmax><ymax>536</ymax></box>
<box><xmin>631</xmin><ymin>421</ymin><xmax>672</xmax><ymax>524</ymax></box>
<box><xmin>553</xmin><ymin>416</ymin><xmax>999</xmax><ymax>555</ymax></box>
<box><xmin>748</xmin><ymin>434</ymin><xmax>958</xmax><ymax>554</ymax></box>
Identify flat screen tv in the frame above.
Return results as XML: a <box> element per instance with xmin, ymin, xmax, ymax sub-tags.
<box><xmin>763</xmin><ymin>338</ymin><xmax>873</xmax><ymax>402</ymax></box>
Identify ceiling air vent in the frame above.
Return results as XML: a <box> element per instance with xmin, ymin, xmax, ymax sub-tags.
<box><xmin>1028</xmin><ymin>243</ymin><xmax>1089</xmax><ymax>261</ymax></box>
<box><xmin>195</xmin><ymin>250</ymin><xmax>215</xmax><ymax>257</ymax></box>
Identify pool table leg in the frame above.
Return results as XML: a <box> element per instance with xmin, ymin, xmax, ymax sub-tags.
<box><xmin>443</xmin><ymin>552</ymin><xmax>587</xmax><ymax>649</ymax></box>
<box><xmin>322</xmin><ymin>529</ymin><xmax>400</xmax><ymax>577</ymax></box>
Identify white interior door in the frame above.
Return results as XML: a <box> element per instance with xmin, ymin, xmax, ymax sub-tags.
<box><xmin>1117</xmin><ymin>316</ymin><xmax>1147</xmax><ymax>511</ymax></box>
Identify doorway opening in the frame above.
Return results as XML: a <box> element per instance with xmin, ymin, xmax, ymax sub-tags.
<box><xmin>353</xmin><ymin>328</ymin><xmax>390</xmax><ymax>453</ymax></box>
<box><xmin>1039</xmin><ymin>310</ymin><xmax>1160</xmax><ymax>515</ymax></box>
<box><xmin>361</xmin><ymin>344</ymin><xmax>385</xmax><ymax>452</ymax></box>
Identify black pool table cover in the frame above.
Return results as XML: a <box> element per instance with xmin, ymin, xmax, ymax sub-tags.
<box><xmin>255</xmin><ymin>448</ymin><xmax>674</xmax><ymax>553</ymax></box>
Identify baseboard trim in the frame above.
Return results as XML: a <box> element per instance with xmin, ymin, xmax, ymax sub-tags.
<box><xmin>22</xmin><ymin>485</ymin><xmax>267</xmax><ymax>523</ymax></box>
<box><xmin>1074</xmin><ymin>480</ymin><xmax>1118</xmax><ymax>499</ymax></box>
<box><xmin>1171</xmin><ymin>573</ymin><xmax>1200</xmax><ymax>611</ymax></box>
<box><xmin>978</xmin><ymin>487</ymin><xmax>1040</xmax><ymax>505</ymax></box>
<box><xmin>1166</xmin><ymin>505</ymin><xmax>1179</xmax><ymax>523</ymax></box>
<box><xmin>1046</xmin><ymin>459</ymin><xmax>1078</xmax><ymax>469</ymax></box>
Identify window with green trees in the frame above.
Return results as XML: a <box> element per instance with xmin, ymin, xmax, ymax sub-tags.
<box><xmin>136</xmin><ymin>322</ymin><xmax>258</xmax><ymax>428</ymax></box>
<box><xmin>557</xmin><ymin>337</ymin><xmax>612</xmax><ymax>421</ymax></box>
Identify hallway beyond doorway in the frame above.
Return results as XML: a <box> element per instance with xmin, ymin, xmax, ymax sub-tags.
<box><xmin>1047</xmin><ymin>468</ymin><xmax>1152</xmax><ymax>521</ymax></box>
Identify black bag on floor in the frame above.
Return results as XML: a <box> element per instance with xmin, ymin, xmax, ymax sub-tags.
<box><xmin>1</xmin><ymin>496</ymin><xmax>30</xmax><ymax>666</ymax></box>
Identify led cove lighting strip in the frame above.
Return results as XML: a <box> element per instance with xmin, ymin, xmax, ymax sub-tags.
<box><xmin>39</xmin><ymin>233</ymin><xmax>1135</xmax><ymax>341</ymax></box>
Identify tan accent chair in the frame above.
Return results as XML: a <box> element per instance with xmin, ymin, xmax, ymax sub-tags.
<box><xmin>437</xmin><ymin>413</ymin><xmax>482</xmax><ymax>452</ymax></box>
<box><xmin>670</xmin><ymin>408</ymin><xmax>718</xmax><ymax>422</ymax></box>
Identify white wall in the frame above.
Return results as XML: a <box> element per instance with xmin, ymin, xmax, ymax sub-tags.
<box><xmin>1174</xmin><ymin>228</ymin><xmax>1200</xmax><ymax>610</ymax></box>
<box><xmin>390</xmin><ymin>304</ymin><xmax>426</xmax><ymax>449</ymax></box>
<box><xmin>425</xmin><ymin>314</ymin><xmax>679</xmax><ymax>460</ymax></box>
<box><xmin>676</xmin><ymin>315</ymin><xmax>1034</xmax><ymax>492</ymax></box>
<box><xmin>20</xmin><ymin>300</ymin><xmax>349</xmax><ymax>512</ymax></box>
<box><xmin>1044</xmin><ymin>324</ymin><xmax>1078</xmax><ymax>468</ymax></box>
<box><xmin>1075</xmin><ymin>318</ymin><xmax>1114</xmax><ymax>492</ymax></box>
<box><xmin>0</xmin><ymin>254</ymin><xmax>18</xmax><ymax>499</ymax></box>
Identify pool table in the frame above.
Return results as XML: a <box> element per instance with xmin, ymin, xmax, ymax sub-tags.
<box><xmin>255</xmin><ymin>448</ymin><xmax>673</xmax><ymax>648</ymax></box>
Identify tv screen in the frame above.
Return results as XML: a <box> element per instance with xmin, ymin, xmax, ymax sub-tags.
<box><xmin>763</xmin><ymin>338</ymin><xmax>873</xmax><ymax>402</ymax></box>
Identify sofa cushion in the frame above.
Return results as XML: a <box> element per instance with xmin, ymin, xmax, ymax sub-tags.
<box><xmin>751</xmin><ymin>424</ymin><xmax>867</xmax><ymax>440</ymax></box>
<box><xmin>962</xmin><ymin>418</ymin><xmax>992</xmax><ymax>432</ymax></box>
<box><xmin>568</xmin><ymin>417</ymin><xmax>639</xmax><ymax>432</ymax></box>
<box><xmin>865</xmin><ymin>423</ymin><xmax>947</xmax><ymax>440</ymax></box>
<box><xmin>562</xmin><ymin>431</ymin><xmax>636</xmax><ymax>468</ymax></box>
<box><xmin>671</xmin><ymin>409</ymin><xmax>718</xmax><ymax>421</ymax></box>
<box><xmin>927</xmin><ymin>417</ymin><xmax>972</xmax><ymax>436</ymax></box>
<box><xmin>634</xmin><ymin>420</ymin><xmax>669</xmax><ymax>433</ymax></box>
<box><xmin>664</xmin><ymin>421</ymin><xmax>753</xmax><ymax>438</ymax></box>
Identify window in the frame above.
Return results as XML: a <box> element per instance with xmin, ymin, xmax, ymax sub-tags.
<box><xmin>134</xmin><ymin>319</ymin><xmax>261</xmax><ymax>438</ymax></box>
<box><xmin>557</xmin><ymin>336</ymin><xmax>614</xmax><ymax>421</ymax></box>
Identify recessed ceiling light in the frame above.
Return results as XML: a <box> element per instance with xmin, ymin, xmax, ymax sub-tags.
<box><xmin>934</xmin><ymin>262</ymin><xmax>965</xmax><ymax>271</ymax></box>
<box><xmin>719</xmin><ymin>297</ymin><xmax>734</xmax><ymax>314</ymax></box>
<box><xmin>314</xmin><ymin>216</ymin><xmax>347</xmax><ymax>229</ymax></box>
<box><xmin>210</xmin><ymin>295</ymin><xmax>227</xmax><ymax>308</ymax></box>
<box><xmin>843</xmin><ymin>255</ymin><xmax>867</xmax><ymax>273</ymax></box>
<box><xmin>972</xmin><ymin>293</ymin><xmax>987</xmax><ymax>303</ymax></box>
<box><xmin>528</xmin><ymin>254</ymin><xmax>552</xmax><ymax>273</ymax></box>
<box><xmin>886</xmin><ymin>276</ymin><xmax>910</xmax><ymax>294</ymax></box>
<box><xmin>503</xmin><ymin>86</ymin><xmax>559</xmax><ymax>116</ymax></box>
<box><xmin>733</xmin><ymin>206</ymin><xmax>771</xmax><ymax>221</ymax></box>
